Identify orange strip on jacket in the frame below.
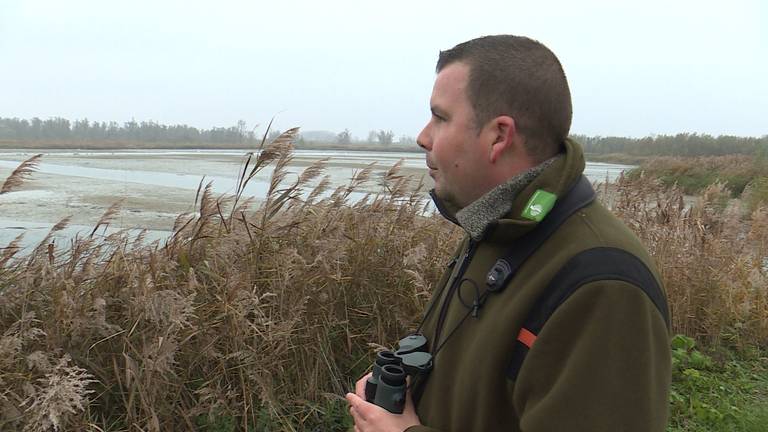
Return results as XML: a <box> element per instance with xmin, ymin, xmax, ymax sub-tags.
<box><xmin>517</xmin><ymin>328</ymin><xmax>537</xmax><ymax>348</ymax></box>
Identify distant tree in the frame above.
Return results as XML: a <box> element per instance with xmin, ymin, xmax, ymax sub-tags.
<box><xmin>106</xmin><ymin>121</ymin><xmax>120</xmax><ymax>139</ymax></box>
<box><xmin>72</xmin><ymin>118</ymin><xmax>90</xmax><ymax>139</ymax></box>
<box><xmin>267</xmin><ymin>129</ymin><xmax>282</xmax><ymax>141</ymax></box>
<box><xmin>236</xmin><ymin>120</ymin><xmax>247</xmax><ymax>143</ymax></box>
<box><xmin>0</xmin><ymin>121</ymin><xmax>11</xmax><ymax>139</ymax></box>
<box><xmin>90</xmin><ymin>121</ymin><xmax>107</xmax><ymax>140</ymax></box>
<box><xmin>367</xmin><ymin>130</ymin><xmax>377</xmax><ymax>144</ymax></box>
<box><xmin>376</xmin><ymin>129</ymin><xmax>394</xmax><ymax>146</ymax></box>
<box><xmin>30</xmin><ymin>117</ymin><xmax>42</xmax><ymax>139</ymax></box>
<box><xmin>42</xmin><ymin>117</ymin><xmax>70</xmax><ymax>139</ymax></box>
<box><xmin>336</xmin><ymin>128</ymin><xmax>351</xmax><ymax>145</ymax></box>
<box><xmin>398</xmin><ymin>135</ymin><xmax>416</xmax><ymax>145</ymax></box>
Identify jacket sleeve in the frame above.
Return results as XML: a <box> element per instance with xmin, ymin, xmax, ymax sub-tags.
<box><xmin>512</xmin><ymin>280</ymin><xmax>671</xmax><ymax>432</ymax></box>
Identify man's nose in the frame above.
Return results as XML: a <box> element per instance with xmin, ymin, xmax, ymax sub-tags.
<box><xmin>416</xmin><ymin>125</ymin><xmax>431</xmax><ymax>151</ymax></box>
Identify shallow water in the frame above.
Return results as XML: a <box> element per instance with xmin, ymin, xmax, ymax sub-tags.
<box><xmin>0</xmin><ymin>217</ymin><xmax>170</xmax><ymax>253</ymax></box>
<box><xmin>0</xmin><ymin>149</ymin><xmax>634</xmax><ymax>251</ymax></box>
<box><xmin>0</xmin><ymin>150</ymin><xmax>631</xmax><ymax>193</ymax></box>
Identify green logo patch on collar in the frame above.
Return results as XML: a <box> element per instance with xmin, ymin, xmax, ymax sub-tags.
<box><xmin>521</xmin><ymin>189</ymin><xmax>557</xmax><ymax>222</ymax></box>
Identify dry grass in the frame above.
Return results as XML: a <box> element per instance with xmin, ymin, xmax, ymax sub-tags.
<box><xmin>1</xmin><ymin>136</ymin><xmax>766</xmax><ymax>430</ymax></box>
<box><xmin>607</xmin><ymin>173</ymin><xmax>768</xmax><ymax>349</ymax></box>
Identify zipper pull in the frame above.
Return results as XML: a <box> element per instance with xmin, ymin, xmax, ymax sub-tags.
<box><xmin>446</xmin><ymin>256</ymin><xmax>458</xmax><ymax>269</ymax></box>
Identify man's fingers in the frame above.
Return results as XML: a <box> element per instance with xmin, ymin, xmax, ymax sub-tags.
<box><xmin>346</xmin><ymin>392</ymin><xmax>367</xmax><ymax>423</ymax></box>
<box><xmin>403</xmin><ymin>385</ymin><xmax>416</xmax><ymax>415</ymax></box>
<box><xmin>347</xmin><ymin>390</ymin><xmax>422</xmax><ymax>431</ymax></box>
<box><xmin>355</xmin><ymin>372</ymin><xmax>372</xmax><ymax>399</ymax></box>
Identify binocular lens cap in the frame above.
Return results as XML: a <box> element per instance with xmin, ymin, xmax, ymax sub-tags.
<box><xmin>397</xmin><ymin>334</ymin><xmax>428</xmax><ymax>354</ymax></box>
<box><xmin>398</xmin><ymin>351</ymin><xmax>433</xmax><ymax>375</ymax></box>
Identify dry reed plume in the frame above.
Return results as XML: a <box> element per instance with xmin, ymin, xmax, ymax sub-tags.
<box><xmin>1</xmin><ymin>139</ymin><xmax>766</xmax><ymax>430</ymax></box>
<box><xmin>0</xmin><ymin>154</ymin><xmax>42</xmax><ymax>195</ymax></box>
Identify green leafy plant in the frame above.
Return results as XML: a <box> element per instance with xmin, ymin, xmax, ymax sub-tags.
<box><xmin>668</xmin><ymin>335</ymin><xmax>768</xmax><ymax>431</ymax></box>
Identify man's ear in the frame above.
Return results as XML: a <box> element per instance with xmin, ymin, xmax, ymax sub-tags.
<box><xmin>489</xmin><ymin>115</ymin><xmax>517</xmax><ymax>164</ymax></box>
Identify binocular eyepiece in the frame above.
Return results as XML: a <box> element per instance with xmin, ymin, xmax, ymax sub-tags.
<box><xmin>363</xmin><ymin>334</ymin><xmax>433</xmax><ymax>414</ymax></box>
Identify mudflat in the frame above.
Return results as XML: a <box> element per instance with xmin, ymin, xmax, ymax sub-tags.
<box><xmin>0</xmin><ymin>149</ymin><xmax>431</xmax><ymax>235</ymax></box>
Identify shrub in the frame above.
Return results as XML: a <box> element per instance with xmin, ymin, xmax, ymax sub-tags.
<box><xmin>627</xmin><ymin>155</ymin><xmax>768</xmax><ymax>197</ymax></box>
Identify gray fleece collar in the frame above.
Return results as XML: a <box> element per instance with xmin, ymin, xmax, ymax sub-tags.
<box><xmin>456</xmin><ymin>156</ymin><xmax>560</xmax><ymax>241</ymax></box>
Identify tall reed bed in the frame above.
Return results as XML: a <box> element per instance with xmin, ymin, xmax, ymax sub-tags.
<box><xmin>608</xmin><ymin>174</ymin><xmax>768</xmax><ymax>349</ymax></box>
<box><xmin>0</xmin><ymin>131</ymin><xmax>460</xmax><ymax>431</ymax></box>
<box><xmin>1</xmin><ymin>134</ymin><xmax>766</xmax><ymax>430</ymax></box>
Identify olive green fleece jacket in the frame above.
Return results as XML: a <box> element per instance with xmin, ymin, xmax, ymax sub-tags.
<box><xmin>406</xmin><ymin>139</ymin><xmax>671</xmax><ymax>432</ymax></box>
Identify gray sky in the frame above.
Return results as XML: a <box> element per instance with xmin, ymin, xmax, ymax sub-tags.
<box><xmin>1</xmin><ymin>0</ymin><xmax>766</xmax><ymax>139</ymax></box>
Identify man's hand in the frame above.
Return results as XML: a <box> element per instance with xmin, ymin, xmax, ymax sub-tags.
<box><xmin>345</xmin><ymin>373</ymin><xmax>421</xmax><ymax>432</ymax></box>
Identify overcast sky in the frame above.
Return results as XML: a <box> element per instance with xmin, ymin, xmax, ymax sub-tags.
<box><xmin>1</xmin><ymin>0</ymin><xmax>766</xmax><ymax>139</ymax></box>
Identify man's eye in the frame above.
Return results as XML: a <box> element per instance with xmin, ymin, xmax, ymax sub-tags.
<box><xmin>432</xmin><ymin>114</ymin><xmax>445</xmax><ymax>122</ymax></box>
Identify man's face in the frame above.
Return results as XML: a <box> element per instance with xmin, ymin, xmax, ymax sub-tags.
<box><xmin>417</xmin><ymin>62</ymin><xmax>491</xmax><ymax>209</ymax></box>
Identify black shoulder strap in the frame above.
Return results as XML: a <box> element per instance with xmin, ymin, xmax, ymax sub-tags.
<box><xmin>506</xmin><ymin>247</ymin><xmax>670</xmax><ymax>381</ymax></box>
<box><xmin>486</xmin><ymin>175</ymin><xmax>595</xmax><ymax>292</ymax></box>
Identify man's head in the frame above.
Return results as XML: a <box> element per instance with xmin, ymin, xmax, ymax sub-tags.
<box><xmin>417</xmin><ymin>35</ymin><xmax>572</xmax><ymax>209</ymax></box>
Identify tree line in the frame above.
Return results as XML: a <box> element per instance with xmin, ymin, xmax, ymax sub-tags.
<box><xmin>573</xmin><ymin>133</ymin><xmax>768</xmax><ymax>157</ymax></box>
<box><xmin>0</xmin><ymin>117</ymin><xmax>764</xmax><ymax>156</ymax></box>
<box><xmin>0</xmin><ymin>117</ymin><xmax>415</xmax><ymax>147</ymax></box>
<box><xmin>0</xmin><ymin>117</ymin><xmax>255</xmax><ymax>145</ymax></box>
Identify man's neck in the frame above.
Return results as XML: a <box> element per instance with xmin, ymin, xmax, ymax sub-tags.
<box><xmin>455</xmin><ymin>155</ymin><xmax>560</xmax><ymax>241</ymax></box>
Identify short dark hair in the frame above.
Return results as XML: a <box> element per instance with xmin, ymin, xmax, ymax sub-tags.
<box><xmin>437</xmin><ymin>35</ymin><xmax>572</xmax><ymax>162</ymax></box>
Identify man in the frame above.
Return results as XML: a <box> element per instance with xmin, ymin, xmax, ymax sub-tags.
<box><xmin>346</xmin><ymin>35</ymin><xmax>671</xmax><ymax>432</ymax></box>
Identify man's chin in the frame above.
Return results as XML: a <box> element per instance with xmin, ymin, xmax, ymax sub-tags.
<box><xmin>433</xmin><ymin>188</ymin><xmax>462</xmax><ymax>209</ymax></box>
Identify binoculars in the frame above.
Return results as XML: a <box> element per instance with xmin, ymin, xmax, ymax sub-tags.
<box><xmin>363</xmin><ymin>334</ymin><xmax>433</xmax><ymax>414</ymax></box>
